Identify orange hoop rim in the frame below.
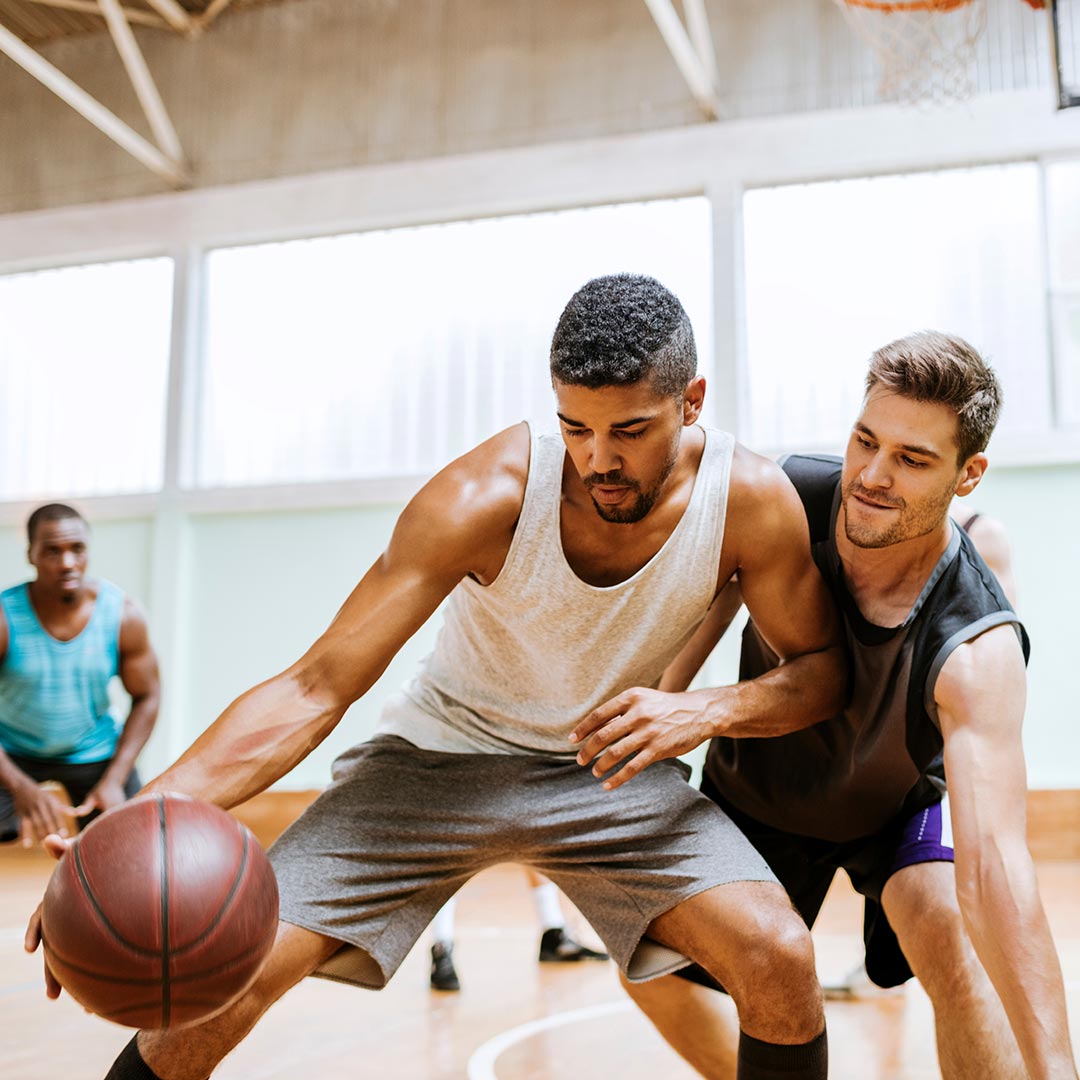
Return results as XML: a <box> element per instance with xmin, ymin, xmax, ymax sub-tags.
<box><xmin>841</xmin><ymin>0</ymin><xmax>973</xmax><ymax>11</ymax></box>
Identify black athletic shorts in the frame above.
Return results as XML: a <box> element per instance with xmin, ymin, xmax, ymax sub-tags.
<box><xmin>676</xmin><ymin>774</ymin><xmax>954</xmax><ymax>990</ymax></box>
<box><xmin>0</xmin><ymin>753</ymin><xmax>141</xmax><ymax>840</ymax></box>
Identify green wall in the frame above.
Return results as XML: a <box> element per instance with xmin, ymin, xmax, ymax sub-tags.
<box><xmin>0</xmin><ymin>459</ymin><xmax>1077</xmax><ymax>791</ymax></box>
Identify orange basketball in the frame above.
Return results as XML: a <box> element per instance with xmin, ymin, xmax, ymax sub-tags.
<box><xmin>40</xmin><ymin>792</ymin><xmax>279</xmax><ymax>1028</ymax></box>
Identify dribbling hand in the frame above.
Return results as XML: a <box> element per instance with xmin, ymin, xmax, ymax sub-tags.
<box><xmin>24</xmin><ymin>833</ymin><xmax>73</xmax><ymax>1000</ymax></box>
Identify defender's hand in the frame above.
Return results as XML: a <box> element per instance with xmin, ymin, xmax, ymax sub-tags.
<box><xmin>569</xmin><ymin>687</ymin><xmax>715</xmax><ymax>790</ymax></box>
<box><xmin>13</xmin><ymin>780</ymin><xmax>76</xmax><ymax>846</ymax></box>
<box><xmin>73</xmin><ymin>776</ymin><xmax>126</xmax><ymax>819</ymax></box>
<box><xmin>24</xmin><ymin>833</ymin><xmax>72</xmax><ymax>1000</ymax></box>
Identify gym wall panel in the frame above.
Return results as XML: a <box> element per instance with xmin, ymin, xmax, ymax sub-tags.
<box><xmin>181</xmin><ymin>503</ymin><xmax>443</xmax><ymax>790</ymax></box>
<box><xmin>0</xmin><ymin>471</ymin><xmax>1076</xmax><ymax>793</ymax></box>
<box><xmin>971</xmin><ymin>463</ymin><xmax>1080</xmax><ymax>791</ymax></box>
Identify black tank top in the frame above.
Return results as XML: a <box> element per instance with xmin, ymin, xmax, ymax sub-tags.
<box><xmin>703</xmin><ymin>454</ymin><xmax>1029</xmax><ymax>842</ymax></box>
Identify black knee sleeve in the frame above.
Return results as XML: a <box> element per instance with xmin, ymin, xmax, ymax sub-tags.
<box><xmin>104</xmin><ymin>1036</ymin><xmax>162</xmax><ymax>1080</ymax></box>
<box><xmin>737</xmin><ymin>1026</ymin><xmax>828</xmax><ymax>1079</ymax></box>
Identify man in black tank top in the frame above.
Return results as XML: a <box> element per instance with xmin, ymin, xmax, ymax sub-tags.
<box><xmin>605</xmin><ymin>332</ymin><xmax>1077</xmax><ymax>1079</ymax></box>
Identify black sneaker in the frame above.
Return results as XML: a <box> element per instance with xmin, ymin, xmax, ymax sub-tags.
<box><xmin>430</xmin><ymin>942</ymin><xmax>461</xmax><ymax>991</ymax></box>
<box><xmin>538</xmin><ymin>928</ymin><xmax>609</xmax><ymax>963</ymax></box>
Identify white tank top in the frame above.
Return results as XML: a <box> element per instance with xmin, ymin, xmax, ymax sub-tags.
<box><xmin>376</xmin><ymin>425</ymin><xmax>735</xmax><ymax>754</ymax></box>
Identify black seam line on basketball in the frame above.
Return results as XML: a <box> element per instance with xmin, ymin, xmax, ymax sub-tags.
<box><xmin>36</xmin><ymin>946</ymin><xmax>165</xmax><ymax>985</ymax></box>
<box><xmin>170</xmin><ymin>828</ymin><xmax>251</xmax><ymax>957</ymax></box>
<box><xmin>42</xmin><ymin>936</ymin><xmax>269</xmax><ymax>987</ymax></box>
<box><xmin>71</xmin><ymin>833</ymin><xmax>163</xmax><ymax>958</ymax></box>
<box><xmin>166</xmin><ymin>941</ymin><xmax>272</xmax><ymax>983</ymax></box>
<box><xmin>106</xmin><ymin>997</ymin><xmax>231</xmax><ymax>1017</ymax></box>
<box><xmin>157</xmin><ymin>793</ymin><xmax>171</xmax><ymax>1028</ymax></box>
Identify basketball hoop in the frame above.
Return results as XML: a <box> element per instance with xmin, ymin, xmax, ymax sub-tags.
<box><xmin>833</xmin><ymin>0</ymin><xmax>988</xmax><ymax>104</ymax></box>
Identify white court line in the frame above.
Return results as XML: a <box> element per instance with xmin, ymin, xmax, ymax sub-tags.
<box><xmin>467</xmin><ymin>999</ymin><xmax>633</xmax><ymax>1080</ymax></box>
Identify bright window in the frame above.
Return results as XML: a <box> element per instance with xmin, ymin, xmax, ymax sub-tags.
<box><xmin>743</xmin><ymin>164</ymin><xmax>1048</xmax><ymax>453</ymax></box>
<box><xmin>197</xmin><ymin>198</ymin><xmax>713</xmax><ymax>487</ymax></box>
<box><xmin>0</xmin><ymin>258</ymin><xmax>173</xmax><ymax>500</ymax></box>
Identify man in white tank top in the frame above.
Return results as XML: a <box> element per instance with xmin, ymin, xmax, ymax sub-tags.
<box><xmin>34</xmin><ymin>275</ymin><xmax>847</xmax><ymax>1080</ymax></box>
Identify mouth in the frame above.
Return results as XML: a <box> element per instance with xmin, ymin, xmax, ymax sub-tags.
<box><xmin>590</xmin><ymin>486</ymin><xmax>633</xmax><ymax>505</ymax></box>
<box><xmin>852</xmin><ymin>491</ymin><xmax>899</xmax><ymax>511</ymax></box>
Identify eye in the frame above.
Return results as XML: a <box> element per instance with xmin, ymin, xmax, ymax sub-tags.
<box><xmin>901</xmin><ymin>456</ymin><xmax>927</xmax><ymax>468</ymax></box>
<box><xmin>855</xmin><ymin>433</ymin><xmax>874</xmax><ymax>449</ymax></box>
<box><xmin>619</xmin><ymin>429</ymin><xmax>646</xmax><ymax>440</ymax></box>
<box><xmin>562</xmin><ymin>427</ymin><xmax>588</xmax><ymax>438</ymax></box>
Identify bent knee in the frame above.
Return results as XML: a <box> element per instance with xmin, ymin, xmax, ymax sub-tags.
<box><xmin>898</xmin><ymin>907</ymin><xmax>983</xmax><ymax>1000</ymax></box>
<box><xmin>744</xmin><ymin>910</ymin><xmax>816</xmax><ymax>979</ymax></box>
<box><xmin>705</xmin><ymin>906</ymin><xmax>816</xmax><ymax>997</ymax></box>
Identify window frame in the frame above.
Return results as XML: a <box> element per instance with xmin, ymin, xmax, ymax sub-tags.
<box><xmin>1</xmin><ymin>90</ymin><xmax>1080</xmax><ymax>527</ymax></box>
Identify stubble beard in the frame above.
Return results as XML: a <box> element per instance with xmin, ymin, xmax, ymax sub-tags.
<box><xmin>841</xmin><ymin>475</ymin><xmax>957</xmax><ymax>549</ymax></box>
<box><xmin>586</xmin><ymin>448</ymin><xmax>679</xmax><ymax>525</ymax></box>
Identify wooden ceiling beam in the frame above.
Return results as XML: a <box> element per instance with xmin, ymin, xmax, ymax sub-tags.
<box><xmin>141</xmin><ymin>0</ymin><xmax>194</xmax><ymax>36</ymax></box>
<box><xmin>643</xmin><ymin>0</ymin><xmax>722</xmax><ymax>120</ymax></box>
<box><xmin>18</xmin><ymin>0</ymin><xmax>167</xmax><ymax>31</ymax></box>
<box><xmin>0</xmin><ymin>20</ymin><xmax>190</xmax><ymax>187</ymax></box>
<box><xmin>99</xmin><ymin>0</ymin><xmax>186</xmax><ymax>164</ymax></box>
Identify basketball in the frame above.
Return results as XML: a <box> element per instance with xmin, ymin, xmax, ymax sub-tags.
<box><xmin>39</xmin><ymin>792</ymin><xmax>279</xmax><ymax>1029</ymax></box>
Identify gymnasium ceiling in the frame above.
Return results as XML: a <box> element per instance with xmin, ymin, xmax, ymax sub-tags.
<box><xmin>0</xmin><ymin>0</ymin><xmax>723</xmax><ymax>193</ymax></box>
<box><xmin>0</xmin><ymin>0</ymin><xmax>278</xmax><ymax>45</ymax></box>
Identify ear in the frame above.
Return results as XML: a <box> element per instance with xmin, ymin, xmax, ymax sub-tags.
<box><xmin>682</xmin><ymin>376</ymin><xmax>706</xmax><ymax>426</ymax></box>
<box><xmin>955</xmin><ymin>452</ymin><xmax>988</xmax><ymax>497</ymax></box>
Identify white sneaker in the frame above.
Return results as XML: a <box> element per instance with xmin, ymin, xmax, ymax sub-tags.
<box><xmin>821</xmin><ymin>961</ymin><xmax>905</xmax><ymax>1001</ymax></box>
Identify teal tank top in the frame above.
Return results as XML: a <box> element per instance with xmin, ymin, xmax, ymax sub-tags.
<box><xmin>0</xmin><ymin>579</ymin><xmax>124</xmax><ymax>763</ymax></box>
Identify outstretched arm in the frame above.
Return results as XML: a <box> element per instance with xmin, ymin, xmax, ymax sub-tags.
<box><xmin>938</xmin><ymin>625</ymin><xmax>1076</xmax><ymax>1080</ymax></box>
<box><xmin>142</xmin><ymin>425</ymin><xmax>528</xmax><ymax>810</ymax></box>
<box><xmin>572</xmin><ymin>451</ymin><xmax>845</xmax><ymax>787</ymax></box>
<box><xmin>74</xmin><ymin>599</ymin><xmax>161</xmax><ymax>818</ymax></box>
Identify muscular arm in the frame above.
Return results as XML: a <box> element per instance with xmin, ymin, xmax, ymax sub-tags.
<box><xmin>938</xmin><ymin>626</ymin><xmax>1076</xmax><ymax>1080</ymax></box>
<box><xmin>572</xmin><ymin>450</ymin><xmax>845</xmax><ymax>787</ymax></box>
<box><xmin>704</xmin><ymin>451</ymin><xmax>843</xmax><ymax>737</ymax></box>
<box><xmin>74</xmin><ymin>599</ymin><xmax>162</xmax><ymax>817</ymax></box>
<box><xmin>141</xmin><ymin>426</ymin><xmax>529</xmax><ymax>810</ymax></box>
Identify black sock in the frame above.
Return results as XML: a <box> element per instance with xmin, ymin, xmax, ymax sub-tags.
<box><xmin>736</xmin><ymin>1027</ymin><xmax>827</xmax><ymax>1080</ymax></box>
<box><xmin>104</xmin><ymin>1036</ymin><xmax>162</xmax><ymax>1080</ymax></box>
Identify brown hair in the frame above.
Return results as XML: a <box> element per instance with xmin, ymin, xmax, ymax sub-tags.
<box><xmin>866</xmin><ymin>331</ymin><xmax>1002</xmax><ymax>464</ymax></box>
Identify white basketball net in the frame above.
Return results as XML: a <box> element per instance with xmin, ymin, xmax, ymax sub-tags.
<box><xmin>834</xmin><ymin>0</ymin><xmax>988</xmax><ymax>104</ymax></box>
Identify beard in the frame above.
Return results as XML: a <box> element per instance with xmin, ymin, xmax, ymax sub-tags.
<box><xmin>584</xmin><ymin>451</ymin><xmax>678</xmax><ymax>525</ymax></box>
<box><xmin>841</xmin><ymin>475</ymin><xmax>956</xmax><ymax>549</ymax></box>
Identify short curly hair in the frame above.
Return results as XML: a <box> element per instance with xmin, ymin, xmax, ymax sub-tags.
<box><xmin>550</xmin><ymin>274</ymin><xmax>697</xmax><ymax>399</ymax></box>
<box><xmin>27</xmin><ymin>503</ymin><xmax>85</xmax><ymax>544</ymax></box>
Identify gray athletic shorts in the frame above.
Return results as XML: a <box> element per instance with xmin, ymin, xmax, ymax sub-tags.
<box><xmin>269</xmin><ymin>735</ymin><xmax>777</xmax><ymax>990</ymax></box>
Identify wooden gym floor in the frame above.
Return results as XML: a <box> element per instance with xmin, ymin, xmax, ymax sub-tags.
<box><xmin>2</xmin><ymin>844</ymin><xmax>1078</xmax><ymax>1079</ymax></box>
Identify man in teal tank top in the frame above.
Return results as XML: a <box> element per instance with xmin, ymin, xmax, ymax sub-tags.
<box><xmin>0</xmin><ymin>503</ymin><xmax>161</xmax><ymax>846</ymax></box>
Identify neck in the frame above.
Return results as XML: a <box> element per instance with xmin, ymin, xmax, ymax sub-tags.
<box><xmin>29</xmin><ymin>580</ymin><xmax>84</xmax><ymax>612</ymax></box>
<box><xmin>835</xmin><ymin>517</ymin><xmax>953</xmax><ymax>600</ymax></box>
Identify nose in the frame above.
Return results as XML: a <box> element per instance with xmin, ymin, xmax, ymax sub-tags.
<box><xmin>860</xmin><ymin>451</ymin><xmax>892</xmax><ymax>491</ymax></box>
<box><xmin>60</xmin><ymin>550</ymin><xmax>77</xmax><ymax>569</ymax></box>
<box><xmin>589</xmin><ymin>435</ymin><xmax>621</xmax><ymax>477</ymax></box>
